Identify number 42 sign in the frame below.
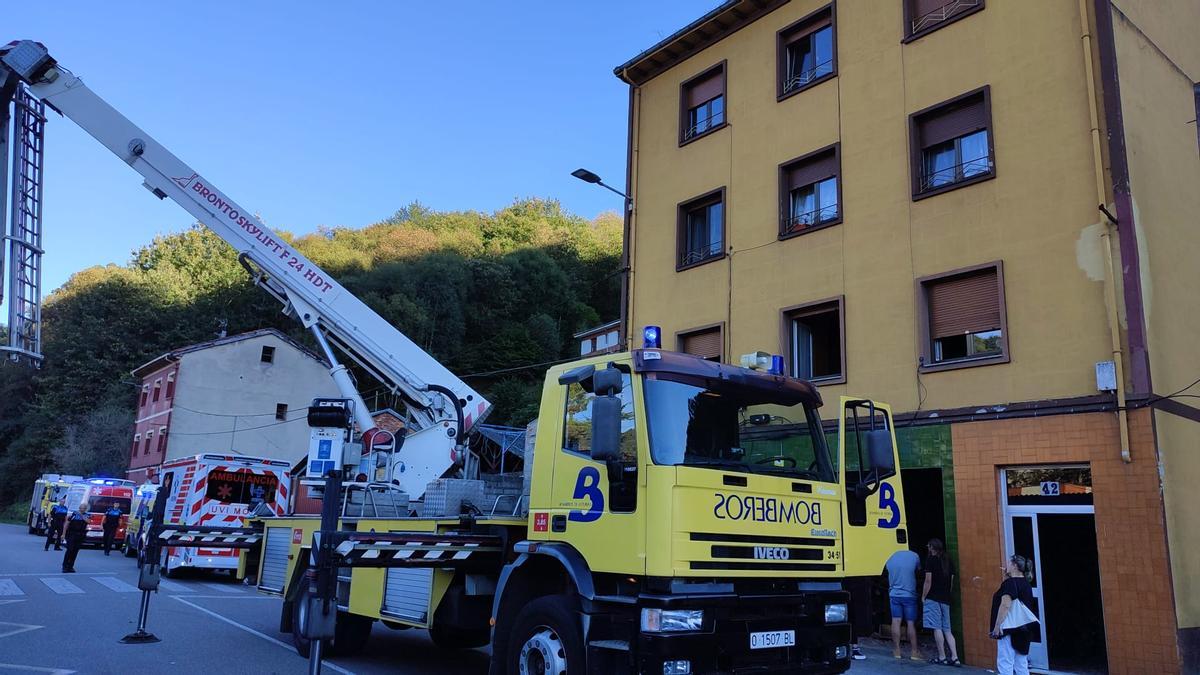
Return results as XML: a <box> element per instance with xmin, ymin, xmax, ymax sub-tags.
<box><xmin>1040</xmin><ymin>481</ymin><xmax>1060</xmax><ymax>496</ymax></box>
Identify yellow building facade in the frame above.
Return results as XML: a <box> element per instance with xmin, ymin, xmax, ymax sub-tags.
<box><xmin>614</xmin><ymin>1</ymin><xmax>1199</xmax><ymax>672</ymax></box>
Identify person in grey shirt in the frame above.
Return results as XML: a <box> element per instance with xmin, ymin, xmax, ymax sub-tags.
<box><xmin>885</xmin><ymin>548</ymin><xmax>923</xmax><ymax>661</ymax></box>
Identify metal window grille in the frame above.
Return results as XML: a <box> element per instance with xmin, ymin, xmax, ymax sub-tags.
<box><xmin>783</xmin><ymin>58</ymin><xmax>833</xmax><ymax>94</ymax></box>
<box><xmin>783</xmin><ymin>204</ymin><xmax>839</xmax><ymax>234</ymax></box>
<box><xmin>912</xmin><ymin>0</ymin><xmax>981</xmax><ymax>34</ymax></box>
<box><xmin>920</xmin><ymin>154</ymin><xmax>992</xmax><ymax>192</ymax></box>
<box><xmin>680</xmin><ymin>241</ymin><xmax>724</xmax><ymax>266</ymax></box>
<box><xmin>683</xmin><ymin>99</ymin><xmax>724</xmax><ymax>140</ymax></box>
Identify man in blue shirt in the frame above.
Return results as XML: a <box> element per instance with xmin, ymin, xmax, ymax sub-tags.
<box><xmin>44</xmin><ymin>499</ymin><xmax>68</xmax><ymax>551</ymax></box>
<box><xmin>101</xmin><ymin>502</ymin><xmax>123</xmax><ymax>555</ymax></box>
<box><xmin>885</xmin><ymin>548</ymin><xmax>923</xmax><ymax>661</ymax></box>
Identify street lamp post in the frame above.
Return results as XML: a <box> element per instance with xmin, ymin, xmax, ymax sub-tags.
<box><xmin>571</xmin><ymin>168</ymin><xmax>631</xmax><ymax>209</ymax></box>
<box><xmin>571</xmin><ymin>168</ymin><xmax>633</xmax><ymax>352</ymax></box>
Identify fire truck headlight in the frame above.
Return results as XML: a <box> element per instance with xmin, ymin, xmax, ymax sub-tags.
<box><xmin>824</xmin><ymin>602</ymin><xmax>848</xmax><ymax>624</ymax></box>
<box><xmin>640</xmin><ymin>608</ymin><xmax>703</xmax><ymax>633</ymax></box>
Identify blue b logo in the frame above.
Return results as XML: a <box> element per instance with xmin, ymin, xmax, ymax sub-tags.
<box><xmin>877</xmin><ymin>482</ymin><xmax>900</xmax><ymax>529</ymax></box>
<box><xmin>568</xmin><ymin>467</ymin><xmax>604</xmax><ymax>522</ymax></box>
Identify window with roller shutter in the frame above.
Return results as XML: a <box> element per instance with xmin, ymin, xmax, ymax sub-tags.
<box><xmin>918</xmin><ymin>262</ymin><xmax>1008</xmax><ymax>370</ymax></box>
<box><xmin>777</xmin><ymin>4</ymin><xmax>836</xmax><ymax>100</ymax></box>
<box><xmin>910</xmin><ymin>86</ymin><xmax>994</xmax><ymax>199</ymax></box>
<box><xmin>680</xmin><ymin>62</ymin><xmax>726</xmax><ymax>145</ymax></box>
<box><xmin>677</xmin><ymin>325</ymin><xmax>723</xmax><ymax>362</ymax></box>
<box><xmin>779</xmin><ymin>144</ymin><xmax>841</xmax><ymax>237</ymax></box>
<box><xmin>903</xmin><ymin>0</ymin><xmax>984</xmax><ymax>42</ymax></box>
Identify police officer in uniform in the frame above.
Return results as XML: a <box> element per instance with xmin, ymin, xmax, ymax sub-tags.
<box><xmin>101</xmin><ymin>502</ymin><xmax>122</xmax><ymax>555</ymax></box>
<box><xmin>44</xmin><ymin>499</ymin><xmax>68</xmax><ymax>551</ymax></box>
<box><xmin>61</xmin><ymin>502</ymin><xmax>89</xmax><ymax>573</ymax></box>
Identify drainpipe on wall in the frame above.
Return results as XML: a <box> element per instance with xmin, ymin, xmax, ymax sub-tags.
<box><xmin>617</xmin><ymin>72</ymin><xmax>641</xmax><ymax>351</ymax></box>
<box><xmin>1078</xmin><ymin>0</ymin><xmax>1132</xmax><ymax>463</ymax></box>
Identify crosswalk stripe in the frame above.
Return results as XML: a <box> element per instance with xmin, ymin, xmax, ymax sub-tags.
<box><xmin>39</xmin><ymin>578</ymin><xmax>82</xmax><ymax>594</ymax></box>
<box><xmin>0</xmin><ymin>579</ymin><xmax>22</xmax><ymax>596</ymax></box>
<box><xmin>156</xmin><ymin>580</ymin><xmax>190</xmax><ymax>593</ymax></box>
<box><xmin>90</xmin><ymin>576</ymin><xmax>139</xmax><ymax>593</ymax></box>
<box><xmin>199</xmin><ymin>582</ymin><xmax>243</xmax><ymax>594</ymax></box>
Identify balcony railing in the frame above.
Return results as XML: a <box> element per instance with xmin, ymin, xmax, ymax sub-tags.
<box><xmin>783</xmin><ymin>59</ymin><xmax>834</xmax><ymax>94</ymax></box>
<box><xmin>911</xmin><ymin>0</ymin><xmax>981</xmax><ymax>33</ymax></box>
<box><xmin>683</xmin><ymin>110</ymin><xmax>724</xmax><ymax>140</ymax></box>
<box><xmin>919</xmin><ymin>155</ymin><xmax>992</xmax><ymax>192</ymax></box>
<box><xmin>782</xmin><ymin>204</ymin><xmax>839</xmax><ymax>234</ymax></box>
<box><xmin>679</xmin><ymin>241</ymin><xmax>724</xmax><ymax>266</ymax></box>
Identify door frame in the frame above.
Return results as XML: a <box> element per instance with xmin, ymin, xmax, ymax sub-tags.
<box><xmin>998</xmin><ymin>466</ymin><xmax>1096</xmax><ymax>674</ymax></box>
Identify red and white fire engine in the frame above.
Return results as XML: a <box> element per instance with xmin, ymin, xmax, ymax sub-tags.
<box><xmin>63</xmin><ymin>478</ymin><xmax>135</xmax><ymax>547</ymax></box>
<box><xmin>158</xmin><ymin>454</ymin><xmax>290</xmax><ymax>575</ymax></box>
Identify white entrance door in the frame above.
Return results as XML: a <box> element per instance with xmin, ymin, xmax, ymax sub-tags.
<box><xmin>1000</xmin><ymin>466</ymin><xmax>1097</xmax><ymax>674</ymax></box>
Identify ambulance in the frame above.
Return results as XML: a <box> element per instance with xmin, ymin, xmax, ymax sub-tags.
<box><xmin>158</xmin><ymin>454</ymin><xmax>290</xmax><ymax>576</ymax></box>
<box><xmin>122</xmin><ymin>483</ymin><xmax>160</xmax><ymax>558</ymax></box>
<box><xmin>63</xmin><ymin>478</ymin><xmax>135</xmax><ymax>547</ymax></box>
<box><xmin>26</xmin><ymin>473</ymin><xmax>82</xmax><ymax>535</ymax></box>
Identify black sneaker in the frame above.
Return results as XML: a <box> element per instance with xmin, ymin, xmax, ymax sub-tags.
<box><xmin>852</xmin><ymin>645</ymin><xmax>866</xmax><ymax>660</ymax></box>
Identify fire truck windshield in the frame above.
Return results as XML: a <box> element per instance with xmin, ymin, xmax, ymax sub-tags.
<box><xmin>88</xmin><ymin>497</ymin><xmax>131</xmax><ymax>514</ymax></box>
<box><xmin>644</xmin><ymin>377</ymin><xmax>836</xmax><ymax>483</ymax></box>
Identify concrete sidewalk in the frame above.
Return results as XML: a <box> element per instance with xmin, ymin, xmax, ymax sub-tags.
<box><xmin>849</xmin><ymin>636</ymin><xmax>993</xmax><ymax>674</ymax></box>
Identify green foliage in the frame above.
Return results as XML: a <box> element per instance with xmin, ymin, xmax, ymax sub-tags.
<box><xmin>0</xmin><ymin>198</ymin><xmax>621</xmax><ymax>511</ymax></box>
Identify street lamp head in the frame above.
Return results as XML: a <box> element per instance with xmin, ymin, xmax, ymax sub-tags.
<box><xmin>571</xmin><ymin>168</ymin><xmax>602</xmax><ymax>184</ymax></box>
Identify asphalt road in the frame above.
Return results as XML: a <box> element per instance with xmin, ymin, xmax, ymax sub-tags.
<box><xmin>0</xmin><ymin>523</ymin><xmax>988</xmax><ymax>674</ymax></box>
<box><xmin>0</xmin><ymin>523</ymin><xmax>487</xmax><ymax>675</ymax></box>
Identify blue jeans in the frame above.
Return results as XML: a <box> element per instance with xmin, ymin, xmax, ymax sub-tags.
<box><xmin>889</xmin><ymin>595</ymin><xmax>918</xmax><ymax>622</ymax></box>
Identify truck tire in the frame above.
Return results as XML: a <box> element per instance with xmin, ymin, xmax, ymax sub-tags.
<box><xmin>290</xmin><ymin>587</ymin><xmax>332</xmax><ymax>658</ymax></box>
<box><xmin>429</xmin><ymin>622</ymin><xmax>490</xmax><ymax>650</ymax></box>
<box><xmin>507</xmin><ymin>595</ymin><xmax>585</xmax><ymax>675</ymax></box>
<box><xmin>331</xmin><ymin>611</ymin><xmax>373</xmax><ymax>656</ymax></box>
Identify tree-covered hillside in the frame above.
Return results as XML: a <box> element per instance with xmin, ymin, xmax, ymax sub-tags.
<box><xmin>0</xmin><ymin>198</ymin><xmax>621</xmax><ymax>512</ymax></box>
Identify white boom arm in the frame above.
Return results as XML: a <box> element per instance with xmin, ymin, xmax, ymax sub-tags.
<box><xmin>1</xmin><ymin>41</ymin><xmax>492</xmax><ymax>494</ymax></box>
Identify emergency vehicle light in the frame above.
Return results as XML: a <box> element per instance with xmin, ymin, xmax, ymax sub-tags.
<box><xmin>643</xmin><ymin>325</ymin><xmax>661</xmax><ymax>349</ymax></box>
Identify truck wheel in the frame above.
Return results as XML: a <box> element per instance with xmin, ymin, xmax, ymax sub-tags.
<box><xmin>508</xmin><ymin>595</ymin><xmax>585</xmax><ymax>675</ymax></box>
<box><xmin>331</xmin><ymin>611</ymin><xmax>372</xmax><ymax>656</ymax></box>
<box><xmin>429</xmin><ymin>622</ymin><xmax>490</xmax><ymax>650</ymax></box>
<box><xmin>291</xmin><ymin>587</ymin><xmax>332</xmax><ymax>658</ymax></box>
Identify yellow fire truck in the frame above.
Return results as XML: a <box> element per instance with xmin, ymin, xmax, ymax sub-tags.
<box><xmin>26</xmin><ymin>473</ymin><xmax>82</xmax><ymax>535</ymax></box>
<box><xmin>247</xmin><ymin>347</ymin><xmax>906</xmax><ymax>674</ymax></box>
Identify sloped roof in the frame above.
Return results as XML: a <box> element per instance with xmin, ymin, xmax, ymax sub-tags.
<box><xmin>613</xmin><ymin>0</ymin><xmax>787</xmax><ymax>85</ymax></box>
<box><xmin>131</xmin><ymin>328</ymin><xmax>326</xmax><ymax>378</ymax></box>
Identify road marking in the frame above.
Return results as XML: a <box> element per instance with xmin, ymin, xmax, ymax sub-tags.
<box><xmin>0</xmin><ymin>580</ymin><xmax>21</xmax><ymax>596</ymax></box>
<box><xmin>0</xmin><ymin>572</ymin><xmax>114</xmax><ymax>577</ymax></box>
<box><xmin>173</xmin><ymin>594</ymin><xmax>274</xmax><ymax>600</ymax></box>
<box><xmin>0</xmin><ymin>601</ymin><xmax>25</xmax><ymax>607</ymax></box>
<box><xmin>90</xmin><ymin>576</ymin><xmax>139</xmax><ymax>593</ymax></box>
<box><xmin>0</xmin><ymin>663</ymin><xmax>74</xmax><ymax>674</ymax></box>
<box><xmin>155</xmin><ymin>580</ymin><xmax>190</xmax><ymax>593</ymax></box>
<box><xmin>0</xmin><ymin>622</ymin><xmax>42</xmax><ymax>639</ymax></box>
<box><xmin>171</xmin><ymin>597</ymin><xmax>356</xmax><ymax>675</ymax></box>
<box><xmin>38</xmin><ymin>579</ymin><xmax>81</xmax><ymax>595</ymax></box>
<box><xmin>199</xmin><ymin>582</ymin><xmax>243</xmax><ymax>594</ymax></box>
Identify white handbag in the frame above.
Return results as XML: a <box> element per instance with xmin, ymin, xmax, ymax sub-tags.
<box><xmin>1000</xmin><ymin>598</ymin><xmax>1039</xmax><ymax>630</ymax></box>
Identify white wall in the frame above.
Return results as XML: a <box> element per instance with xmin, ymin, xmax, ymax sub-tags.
<box><xmin>167</xmin><ymin>334</ymin><xmax>340</xmax><ymax>464</ymax></box>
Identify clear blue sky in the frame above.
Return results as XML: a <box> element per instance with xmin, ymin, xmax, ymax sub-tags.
<box><xmin>6</xmin><ymin>2</ymin><xmax>712</xmax><ymax>296</ymax></box>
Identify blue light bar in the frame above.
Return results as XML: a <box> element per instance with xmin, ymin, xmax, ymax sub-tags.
<box><xmin>643</xmin><ymin>325</ymin><xmax>662</xmax><ymax>349</ymax></box>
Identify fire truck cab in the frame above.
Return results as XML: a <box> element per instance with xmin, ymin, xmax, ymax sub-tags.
<box><xmin>64</xmin><ymin>478</ymin><xmax>134</xmax><ymax>547</ymax></box>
